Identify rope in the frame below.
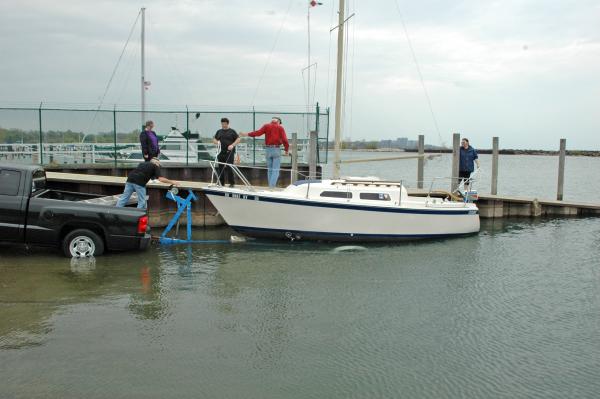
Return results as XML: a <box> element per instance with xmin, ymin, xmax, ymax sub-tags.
<box><xmin>325</xmin><ymin>0</ymin><xmax>336</xmax><ymax>111</ymax></box>
<box><xmin>348</xmin><ymin>0</ymin><xmax>356</xmax><ymax>141</ymax></box>
<box><xmin>114</xmin><ymin>38</ymin><xmax>140</xmax><ymax>105</ymax></box>
<box><xmin>88</xmin><ymin>10</ymin><xmax>141</xmax><ymax>135</ymax></box>
<box><xmin>392</xmin><ymin>0</ymin><xmax>444</xmax><ymax>147</ymax></box>
<box><xmin>251</xmin><ymin>0</ymin><xmax>294</xmax><ymax>106</ymax></box>
<box><xmin>340</xmin><ymin>0</ymin><xmax>351</xmax><ymax>144</ymax></box>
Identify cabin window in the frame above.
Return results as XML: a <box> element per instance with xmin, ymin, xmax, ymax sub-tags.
<box><xmin>0</xmin><ymin>169</ymin><xmax>21</xmax><ymax>196</ymax></box>
<box><xmin>320</xmin><ymin>191</ymin><xmax>352</xmax><ymax>199</ymax></box>
<box><xmin>360</xmin><ymin>193</ymin><xmax>391</xmax><ymax>201</ymax></box>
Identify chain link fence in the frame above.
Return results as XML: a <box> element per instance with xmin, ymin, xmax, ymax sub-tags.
<box><xmin>0</xmin><ymin>106</ymin><xmax>330</xmax><ymax>167</ymax></box>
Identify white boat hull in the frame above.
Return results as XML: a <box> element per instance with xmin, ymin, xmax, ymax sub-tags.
<box><xmin>204</xmin><ymin>187</ymin><xmax>480</xmax><ymax>241</ymax></box>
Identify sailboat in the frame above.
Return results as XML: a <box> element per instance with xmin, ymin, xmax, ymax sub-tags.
<box><xmin>203</xmin><ymin>0</ymin><xmax>480</xmax><ymax>241</ymax></box>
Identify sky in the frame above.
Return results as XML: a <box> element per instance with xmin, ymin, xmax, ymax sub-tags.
<box><xmin>1</xmin><ymin>0</ymin><xmax>599</xmax><ymax>149</ymax></box>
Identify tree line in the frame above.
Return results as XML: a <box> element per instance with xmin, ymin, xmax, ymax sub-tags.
<box><xmin>0</xmin><ymin>127</ymin><xmax>141</xmax><ymax>144</ymax></box>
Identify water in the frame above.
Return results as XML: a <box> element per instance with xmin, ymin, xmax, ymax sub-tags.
<box><xmin>322</xmin><ymin>152</ymin><xmax>600</xmax><ymax>203</ymax></box>
<box><xmin>2</xmin><ymin>154</ymin><xmax>600</xmax><ymax>397</ymax></box>
<box><xmin>2</xmin><ymin>217</ymin><xmax>600</xmax><ymax>398</ymax></box>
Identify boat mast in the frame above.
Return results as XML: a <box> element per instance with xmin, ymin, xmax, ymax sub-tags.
<box><xmin>333</xmin><ymin>0</ymin><xmax>345</xmax><ymax>179</ymax></box>
<box><xmin>141</xmin><ymin>7</ymin><xmax>146</xmax><ymax>127</ymax></box>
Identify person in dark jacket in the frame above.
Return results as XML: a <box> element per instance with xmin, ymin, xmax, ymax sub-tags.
<box><xmin>459</xmin><ymin>138</ymin><xmax>480</xmax><ymax>191</ymax></box>
<box><xmin>116</xmin><ymin>158</ymin><xmax>179</xmax><ymax>209</ymax></box>
<box><xmin>139</xmin><ymin>120</ymin><xmax>160</xmax><ymax>161</ymax></box>
<box><xmin>212</xmin><ymin>117</ymin><xmax>240</xmax><ymax>187</ymax></box>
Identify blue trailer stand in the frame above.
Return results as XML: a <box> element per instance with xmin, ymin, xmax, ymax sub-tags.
<box><xmin>158</xmin><ymin>188</ymin><xmax>230</xmax><ymax>245</ymax></box>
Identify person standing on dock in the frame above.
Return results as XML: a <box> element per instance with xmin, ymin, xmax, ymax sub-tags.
<box><xmin>459</xmin><ymin>138</ymin><xmax>480</xmax><ymax>191</ymax></box>
<box><xmin>116</xmin><ymin>158</ymin><xmax>179</xmax><ymax>209</ymax></box>
<box><xmin>240</xmin><ymin>117</ymin><xmax>289</xmax><ymax>188</ymax></box>
<box><xmin>213</xmin><ymin>118</ymin><xmax>240</xmax><ymax>187</ymax></box>
<box><xmin>140</xmin><ymin>120</ymin><xmax>160</xmax><ymax>162</ymax></box>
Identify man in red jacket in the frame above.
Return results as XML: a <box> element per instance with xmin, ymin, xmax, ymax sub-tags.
<box><xmin>240</xmin><ymin>117</ymin><xmax>289</xmax><ymax>187</ymax></box>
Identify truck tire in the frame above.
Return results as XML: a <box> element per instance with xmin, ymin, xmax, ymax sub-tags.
<box><xmin>62</xmin><ymin>229</ymin><xmax>105</xmax><ymax>258</ymax></box>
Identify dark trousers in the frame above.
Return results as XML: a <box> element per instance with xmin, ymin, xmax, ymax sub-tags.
<box><xmin>217</xmin><ymin>151</ymin><xmax>235</xmax><ymax>186</ymax></box>
<box><xmin>143</xmin><ymin>151</ymin><xmax>159</xmax><ymax>162</ymax></box>
<box><xmin>458</xmin><ymin>170</ymin><xmax>472</xmax><ymax>189</ymax></box>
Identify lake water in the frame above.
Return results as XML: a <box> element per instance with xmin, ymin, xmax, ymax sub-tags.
<box><xmin>1</xmin><ymin>155</ymin><xmax>600</xmax><ymax>398</ymax></box>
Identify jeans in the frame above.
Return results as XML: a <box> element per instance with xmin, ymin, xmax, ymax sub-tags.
<box><xmin>265</xmin><ymin>147</ymin><xmax>281</xmax><ymax>187</ymax></box>
<box><xmin>116</xmin><ymin>182</ymin><xmax>147</xmax><ymax>209</ymax></box>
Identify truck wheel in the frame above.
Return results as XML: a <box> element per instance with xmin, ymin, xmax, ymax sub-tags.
<box><xmin>62</xmin><ymin>229</ymin><xmax>105</xmax><ymax>258</ymax></box>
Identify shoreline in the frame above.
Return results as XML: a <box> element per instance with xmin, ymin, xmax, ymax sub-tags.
<box><xmin>333</xmin><ymin>148</ymin><xmax>600</xmax><ymax>157</ymax></box>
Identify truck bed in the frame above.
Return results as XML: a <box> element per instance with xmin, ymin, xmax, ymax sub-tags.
<box><xmin>33</xmin><ymin>189</ymin><xmax>103</xmax><ymax>202</ymax></box>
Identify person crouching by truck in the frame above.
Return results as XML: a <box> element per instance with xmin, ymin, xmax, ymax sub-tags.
<box><xmin>140</xmin><ymin>120</ymin><xmax>160</xmax><ymax>161</ymax></box>
<box><xmin>213</xmin><ymin>117</ymin><xmax>240</xmax><ymax>187</ymax></box>
<box><xmin>117</xmin><ymin>158</ymin><xmax>179</xmax><ymax>209</ymax></box>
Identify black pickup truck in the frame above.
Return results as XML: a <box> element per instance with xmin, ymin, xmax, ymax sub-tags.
<box><xmin>0</xmin><ymin>163</ymin><xmax>151</xmax><ymax>257</ymax></box>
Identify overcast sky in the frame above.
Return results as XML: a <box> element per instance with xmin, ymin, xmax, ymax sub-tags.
<box><xmin>1</xmin><ymin>0</ymin><xmax>599</xmax><ymax>149</ymax></box>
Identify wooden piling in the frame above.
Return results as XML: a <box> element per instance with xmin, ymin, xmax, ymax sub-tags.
<box><xmin>451</xmin><ymin>133</ymin><xmax>460</xmax><ymax>192</ymax></box>
<box><xmin>491</xmin><ymin>137</ymin><xmax>499</xmax><ymax>195</ymax></box>
<box><xmin>417</xmin><ymin>134</ymin><xmax>424</xmax><ymax>189</ymax></box>
<box><xmin>557</xmin><ymin>138</ymin><xmax>566</xmax><ymax>201</ymax></box>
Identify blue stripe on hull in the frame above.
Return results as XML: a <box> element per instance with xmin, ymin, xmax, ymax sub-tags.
<box><xmin>230</xmin><ymin>225</ymin><xmax>477</xmax><ymax>242</ymax></box>
<box><xmin>204</xmin><ymin>189</ymin><xmax>478</xmax><ymax>215</ymax></box>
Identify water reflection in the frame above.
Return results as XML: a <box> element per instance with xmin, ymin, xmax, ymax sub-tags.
<box><xmin>0</xmin><ymin>251</ymin><xmax>168</xmax><ymax>348</ymax></box>
<box><xmin>70</xmin><ymin>256</ymin><xmax>96</xmax><ymax>274</ymax></box>
<box><xmin>0</xmin><ymin>217</ymin><xmax>586</xmax><ymax>351</ymax></box>
<box><xmin>127</xmin><ymin>264</ymin><xmax>166</xmax><ymax>321</ymax></box>
<box><xmin>2</xmin><ymin>220</ymin><xmax>600</xmax><ymax>399</ymax></box>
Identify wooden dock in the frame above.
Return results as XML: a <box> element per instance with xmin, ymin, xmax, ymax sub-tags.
<box><xmin>475</xmin><ymin>194</ymin><xmax>600</xmax><ymax>218</ymax></box>
<box><xmin>45</xmin><ymin>172</ymin><xmax>600</xmax><ymax>227</ymax></box>
<box><xmin>406</xmin><ymin>188</ymin><xmax>600</xmax><ymax>218</ymax></box>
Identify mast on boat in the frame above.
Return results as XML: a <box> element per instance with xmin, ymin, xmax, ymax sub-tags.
<box><xmin>141</xmin><ymin>7</ymin><xmax>146</xmax><ymax>127</ymax></box>
<box><xmin>333</xmin><ymin>0</ymin><xmax>345</xmax><ymax>179</ymax></box>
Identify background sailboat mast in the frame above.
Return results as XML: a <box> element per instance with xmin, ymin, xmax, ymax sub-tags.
<box><xmin>333</xmin><ymin>0</ymin><xmax>345</xmax><ymax>179</ymax></box>
<box><xmin>140</xmin><ymin>7</ymin><xmax>146</xmax><ymax>127</ymax></box>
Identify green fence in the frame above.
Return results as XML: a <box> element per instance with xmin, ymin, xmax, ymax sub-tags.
<box><xmin>0</xmin><ymin>105</ymin><xmax>330</xmax><ymax>167</ymax></box>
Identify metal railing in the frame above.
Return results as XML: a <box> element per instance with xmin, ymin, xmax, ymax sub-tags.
<box><xmin>424</xmin><ymin>169</ymin><xmax>482</xmax><ymax>204</ymax></box>
<box><xmin>208</xmin><ymin>158</ymin><xmax>318</xmax><ymax>190</ymax></box>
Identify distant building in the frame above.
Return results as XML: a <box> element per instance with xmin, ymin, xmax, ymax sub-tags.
<box><xmin>406</xmin><ymin>140</ymin><xmax>417</xmax><ymax>149</ymax></box>
<box><xmin>396</xmin><ymin>137</ymin><xmax>408</xmax><ymax>148</ymax></box>
<box><xmin>379</xmin><ymin>139</ymin><xmax>393</xmax><ymax>148</ymax></box>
